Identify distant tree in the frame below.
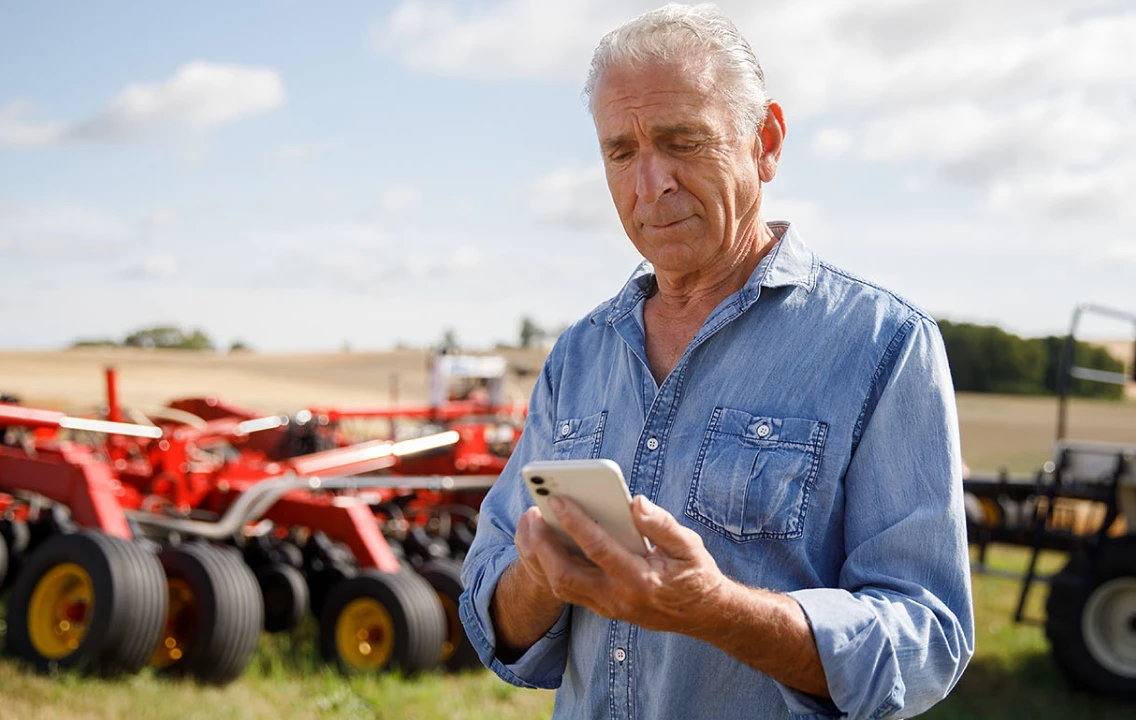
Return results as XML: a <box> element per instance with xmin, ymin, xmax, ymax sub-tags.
<box><xmin>122</xmin><ymin>325</ymin><xmax>215</xmax><ymax>351</ymax></box>
<box><xmin>182</xmin><ymin>328</ymin><xmax>214</xmax><ymax>351</ymax></box>
<box><xmin>938</xmin><ymin>320</ymin><xmax>1122</xmax><ymax>399</ymax></box>
<box><xmin>519</xmin><ymin>317</ymin><xmax>546</xmax><ymax>349</ymax></box>
<box><xmin>229</xmin><ymin>340</ymin><xmax>252</xmax><ymax>353</ymax></box>
<box><xmin>70</xmin><ymin>338</ymin><xmax>118</xmax><ymax>349</ymax></box>
<box><xmin>438</xmin><ymin>328</ymin><xmax>460</xmax><ymax>354</ymax></box>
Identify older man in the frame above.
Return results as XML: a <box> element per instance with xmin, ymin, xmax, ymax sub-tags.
<box><xmin>459</xmin><ymin>4</ymin><xmax>974</xmax><ymax>719</ymax></box>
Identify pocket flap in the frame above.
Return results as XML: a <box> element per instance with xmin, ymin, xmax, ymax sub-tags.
<box><xmin>553</xmin><ymin>410</ymin><xmax>607</xmax><ymax>444</ymax></box>
<box><xmin>712</xmin><ymin>407</ymin><xmax>825</xmax><ymax>447</ymax></box>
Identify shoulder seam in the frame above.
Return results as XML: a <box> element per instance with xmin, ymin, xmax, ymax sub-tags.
<box><xmin>851</xmin><ymin>310</ymin><xmax>925</xmax><ymax>451</ymax></box>
<box><xmin>818</xmin><ymin>261</ymin><xmax>934</xmax><ymax>324</ymax></box>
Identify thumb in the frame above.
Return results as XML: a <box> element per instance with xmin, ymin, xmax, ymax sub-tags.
<box><xmin>632</xmin><ymin>495</ymin><xmax>697</xmax><ymax>560</ymax></box>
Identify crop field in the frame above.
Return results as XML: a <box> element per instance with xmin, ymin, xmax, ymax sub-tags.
<box><xmin>1</xmin><ymin>349</ymin><xmax>1135</xmax><ymax>719</ymax></box>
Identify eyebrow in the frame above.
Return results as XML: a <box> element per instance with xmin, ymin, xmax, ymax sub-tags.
<box><xmin>601</xmin><ymin>123</ymin><xmax>715</xmax><ymax>154</ymax></box>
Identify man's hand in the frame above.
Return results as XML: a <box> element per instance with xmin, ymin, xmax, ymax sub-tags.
<box><xmin>519</xmin><ymin>493</ymin><xmax>727</xmax><ymax>637</ymax></box>
<box><xmin>516</xmin><ymin>493</ymin><xmax>830</xmax><ymax>698</ymax></box>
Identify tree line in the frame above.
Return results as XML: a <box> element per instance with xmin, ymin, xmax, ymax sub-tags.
<box><xmin>937</xmin><ymin>320</ymin><xmax>1125</xmax><ymax>399</ymax></box>
<box><xmin>71</xmin><ymin>326</ymin><xmax>249</xmax><ymax>353</ymax></box>
<box><xmin>71</xmin><ymin>320</ymin><xmax>1129</xmax><ymax>400</ymax></box>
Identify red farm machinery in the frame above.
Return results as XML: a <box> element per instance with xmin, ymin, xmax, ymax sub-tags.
<box><xmin>963</xmin><ymin>304</ymin><xmax>1136</xmax><ymax>698</ymax></box>
<box><xmin>0</xmin><ymin>354</ymin><xmax>523</xmax><ymax>683</ymax></box>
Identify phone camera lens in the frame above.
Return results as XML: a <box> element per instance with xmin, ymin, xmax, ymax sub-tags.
<box><xmin>535</xmin><ymin>488</ymin><xmax>550</xmax><ymax>496</ymax></box>
<box><xmin>530</xmin><ymin>476</ymin><xmax>544</xmax><ymax>485</ymax></box>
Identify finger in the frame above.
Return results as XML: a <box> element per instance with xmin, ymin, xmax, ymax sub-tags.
<box><xmin>549</xmin><ymin>495</ymin><xmax>644</xmax><ymax>577</ymax></box>
<box><xmin>632</xmin><ymin>495</ymin><xmax>700</xmax><ymax>560</ymax></box>
<box><xmin>514</xmin><ymin>507</ymin><xmax>542</xmax><ymax>557</ymax></box>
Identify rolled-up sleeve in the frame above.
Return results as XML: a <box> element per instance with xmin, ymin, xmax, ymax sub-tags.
<box><xmin>459</xmin><ymin>345</ymin><xmax>572</xmax><ymax>689</ymax></box>
<box><xmin>779</xmin><ymin>316</ymin><xmax>975</xmax><ymax>719</ymax></box>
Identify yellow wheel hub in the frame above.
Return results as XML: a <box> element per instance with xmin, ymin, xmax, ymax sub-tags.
<box><xmin>438</xmin><ymin>593</ymin><xmax>460</xmax><ymax>663</ymax></box>
<box><xmin>28</xmin><ymin>563</ymin><xmax>95</xmax><ymax>660</ymax></box>
<box><xmin>336</xmin><ymin>598</ymin><xmax>395</xmax><ymax>670</ymax></box>
<box><xmin>152</xmin><ymin>578</ymin><xmax>196</xmax><ymax>668</ymax></box>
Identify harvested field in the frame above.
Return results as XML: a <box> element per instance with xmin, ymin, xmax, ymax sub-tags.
<box><xmin>2</xmin><ymin>347</ymin><xmax>1133</xmax><ymax>475</ymax></box>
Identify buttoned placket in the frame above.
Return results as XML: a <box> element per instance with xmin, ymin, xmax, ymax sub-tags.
<box><xmin>603</xmin><ymin>285</ymin><xmax>763</xmax><ymax>720</ymax></box>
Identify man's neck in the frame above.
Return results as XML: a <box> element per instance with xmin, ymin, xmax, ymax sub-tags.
<box><xmin>642</xmin><ymin>222</ymin><xmax>779</xmax><ymax>383</ymax></box>
<box><xmin>650</xmin><ymin>223</ymin><xmax>778</xmax><ymax>320</ymax></box>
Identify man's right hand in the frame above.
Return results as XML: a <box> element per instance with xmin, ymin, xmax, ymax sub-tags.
<box><xmin>490</xmin><ymin>507</ymin><xmax>569</xmax><ymax>659</ymax></box>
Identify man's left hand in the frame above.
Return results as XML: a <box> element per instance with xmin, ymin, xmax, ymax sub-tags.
<box><xmin>529</xmin><ymin>493</ymin><xmax>727</xmax><ymax>636</ymax></box>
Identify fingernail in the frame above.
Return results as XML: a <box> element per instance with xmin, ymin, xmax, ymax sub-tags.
<box><xmin>548</xmin><ymin>495</ymin><xmax>565</xmax><ymax>513</ymax></box>
<box><xmin>636</xmin><ymin>495</ymin><xmax>653</xmax><ymax>516</ymax></box>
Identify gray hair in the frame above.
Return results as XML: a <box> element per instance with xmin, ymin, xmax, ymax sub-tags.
<box><xmin>583</xmin><ymin>3</ymin><xmax>770</xmax><ymax>137</ymax></box>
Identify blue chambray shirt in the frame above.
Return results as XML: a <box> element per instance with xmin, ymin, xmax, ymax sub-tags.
<box><xmin>459</xmin><ymin>223</ymin><xmax>975</xmax><ymax>720</ymax></box>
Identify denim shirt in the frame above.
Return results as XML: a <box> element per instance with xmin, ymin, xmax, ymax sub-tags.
<box><xmin>459</xmin><ymin>223</ymin><xmax>975</xmax><ymax>720</ymax></box>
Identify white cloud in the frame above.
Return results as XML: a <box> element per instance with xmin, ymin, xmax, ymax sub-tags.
<box><xmin>526</xmin><ymin>164</ymin><xmax>616</xmax><ymax>229</ymax></box>
<box><xmin>121</xmin><ymin>252</ymin><xmax>179</xmax><ymax>280</ymax></box>
<box><xmin>373</xmin><ymin>0</ymin><xmax>637</xmax><ymax>82</ymax></box>
<box><xmin>0</xmin><ymin>100</ymin><xmax>65</xmax><ymax>147</ymax></box>
<box><xmin>376</xmin><ymin>183</ymin><xmax>425</xmax><ymax>217</ymax></box>
<box><xmin>0</xmin><ymin>62</ymin><xmax>285</xmax><ymax>147</ymax></box>
<box><xmin>0</xmin><ymin>204</ymin><xmax>133</xmax><ymax>258</ymax></box>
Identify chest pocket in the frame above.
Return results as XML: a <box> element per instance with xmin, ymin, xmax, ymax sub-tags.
<box><xmin>685</xmin><ymin>407</ymin><xmax>827</xmax><ymax>541</ymax></box>
<box><xmin>551</xmin><ymin>410</ymin><xmax>608</xmax><ymax>460</ymax></box>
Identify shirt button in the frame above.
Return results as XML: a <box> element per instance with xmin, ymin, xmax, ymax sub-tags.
<box><xmin>560</xmin><ymin>423</ymin><xmax>571</xmax><ymax>437</ymax></box>
<box><xmin>646</xmin><ymin>437</ymin><xmax>659</xmax><ymax>451</ymax></box>
<box><xmin>756</xmin><ymin>424</ymin><xmax>771</xmax><ymax>438</ymax></box>
<box><xmin>614</xmin><ymin>648</ymin><xmax>627</xmax><ymax>662</ymax></box>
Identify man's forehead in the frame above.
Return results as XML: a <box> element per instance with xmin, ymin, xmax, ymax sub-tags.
<box><xmin>593</xmin><ymin>60</ymin><xmax>726</xmax><ymax>137</ymax></box>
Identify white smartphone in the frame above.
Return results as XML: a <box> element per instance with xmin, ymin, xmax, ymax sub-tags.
<box><xmin>521</xmin><ymin>458</ymin><xmax>650</xmax><ymax>557</ymax></box>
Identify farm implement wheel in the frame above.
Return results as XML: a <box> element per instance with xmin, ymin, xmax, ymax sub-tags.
<box><xmin>5</xmin><ymin>531</ymin><xmax>166</xmax><ymax>675</ymax></box>
<box><xmin>319</xmin><ymin>569</ymin><xmax>446</xmax><ymax>675</ymax></box>
<box><xmin>0</xmin><ymin>519</ymin><xmax>31</xmax><ymax>591</ymax></box>
<box><xmin>256</xmin><ymin>562</ymin><xmax>309</xmax><ymax>633</ymax></box>
<box><xmin>0</xmin><ymin>529</ymin><xmax>8</xmax><ymax>590</ymax></box>
<box><xmin>1046</xmin><ymin>537</ymin><xmax>1136</xmax><ymax>698</ymax></box>
<box><xmin>153</xmin><ymin>543</ymin><xmax>264</xmax><ymax>685</ymax></box>
<box><xmin>418</xmin><ymin>559</ymin><xmax>480</xmax><ymax>671</ymax></box>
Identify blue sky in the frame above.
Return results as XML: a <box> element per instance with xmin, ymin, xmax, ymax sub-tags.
<box><xmin>2</xmin><ymin>0</ymin><xmax>1134</xmax><ymax>351</ymax></box>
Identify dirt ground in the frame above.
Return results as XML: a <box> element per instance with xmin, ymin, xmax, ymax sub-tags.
<box><xmin>2</xmin><ymin>347</ymin><xmax>1133</xmax><ymax>474</ymax></box>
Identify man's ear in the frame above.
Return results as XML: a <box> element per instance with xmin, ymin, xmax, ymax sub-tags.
<box><xmin>755</xmin><ymin>102</ymin><xmax>786</xmax><ymax>183</ymax></box>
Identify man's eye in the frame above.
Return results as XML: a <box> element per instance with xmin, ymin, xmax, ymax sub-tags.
<box><xmin>670</xmin><ymin>143</ymin><xmax>699</xmax><ymax>154</ymax></box>
<box><xmin>609</xmin><ymin>151</ymin><xmax>633</xmax><ymax>162</ymax></box>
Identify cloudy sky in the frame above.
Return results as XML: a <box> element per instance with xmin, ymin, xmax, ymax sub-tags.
<box><xmin>2</xmin><ymin>0</ymin><xmax>1133</xmax><ymax>351</ymax></box>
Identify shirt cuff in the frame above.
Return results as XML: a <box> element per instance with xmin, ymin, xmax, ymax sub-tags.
<box><xmin>782</xmin><ymin>588</ymin><xmax>905</xmax><ymax>720</ymax></box>
<box><xmin>458</xmin><ymin>546</ymin><xmax>570</xmax><ymax>689</ymax></box>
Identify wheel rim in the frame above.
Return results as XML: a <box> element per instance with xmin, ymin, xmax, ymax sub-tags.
<box><xmin>335</xmin><ymin>598</ymin><xmax>395</xmax><ymax>670</ymax></box>
<box><xmin>1082</xmin><ymin>577</ymin><xmax>1136</xmax><ymax>678</ymax></box>
<box><xmin>27</xmin><ymin>563</ymin><xmax>95</xmax><ymax>659</ymax></box>
<box><xmin>437</xmin><ymin>593</ymin><xmax>460</xmax><ymax>663</ymax></box>
<box><xmin>152</xmin><ymin>578</ymin><xmax>196</xmax><ymax>668</ymax></box>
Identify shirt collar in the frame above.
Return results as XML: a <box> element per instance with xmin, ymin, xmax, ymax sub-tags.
<box><xmin>595</xmin><ymin>221</ymin><xmax>818</xmax><ymax>326</ymax></box>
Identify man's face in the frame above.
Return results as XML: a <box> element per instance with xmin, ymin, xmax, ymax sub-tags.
<box><xmin>593</xmin><ymin>59</ymin><xmax>781</xmax><ymax>276</ymax></box>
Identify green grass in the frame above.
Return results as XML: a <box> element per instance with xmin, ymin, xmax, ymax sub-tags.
<box><xmin>922</xmin><ymin>546</ymin><xmax>1133</xmax><ymax>720</ymax></box>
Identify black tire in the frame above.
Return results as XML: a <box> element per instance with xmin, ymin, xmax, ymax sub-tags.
<box><xmin>0</xmin><ymin>530</ymin><xmax>8</xmax><ymax>591</ymax></box>
<box><xmin>0</xmin><ymin>520</ymin><xmax>31</xmax><ymax>592</ymax></box>
<box><xmin>5</xmin><ymin>531</ymin><xmax>165</xmax><ymax>675</ymax></box>
<box><xmin>256</xmin><ymin>562</ymin><xmax>308</xmax><ymax>633</ymax></box>
<box><xmin>418</xmin><ymin>559</ymin><xmax>480</xmax><ymax>671</ymax></box>
<box><xmin>1046</xmin><ymin>537</ymin><xmax>1136</xmax><ymax>698</ymax></box>
<box><xmin>154</xmin><ymin>543</ymin><xmax>264</xmax><ymax>685</ymax></box>
<box><xmin>0</xmin><ymin>518</ymin><xmax>30</xmax><ymax>555</ymax></box>
<box><xmin>307</xmin><ymin>563</ymin><xmax>354</xmax><ymax>620</ymax></box>
<box><xmin>104</xmin><ymin>538</ymin><xmax>167</xmax><ymax>674</ymax></box>
<box><xmin>319</xmin><ymin>569</ymin><xmax>446</xmax><ymax>675</ymax></box>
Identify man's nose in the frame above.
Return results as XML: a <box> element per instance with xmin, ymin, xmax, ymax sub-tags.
<box><xmin>635</xmin><ymin>149</ymin><xmax>678</xmax><ymax>203</ymax></box>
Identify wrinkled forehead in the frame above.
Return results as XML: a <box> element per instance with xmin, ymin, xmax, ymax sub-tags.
<box><xmin>591</xmin><ymin>59</ymin><xmax>730</xmax><ymax>138</ymax></box>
